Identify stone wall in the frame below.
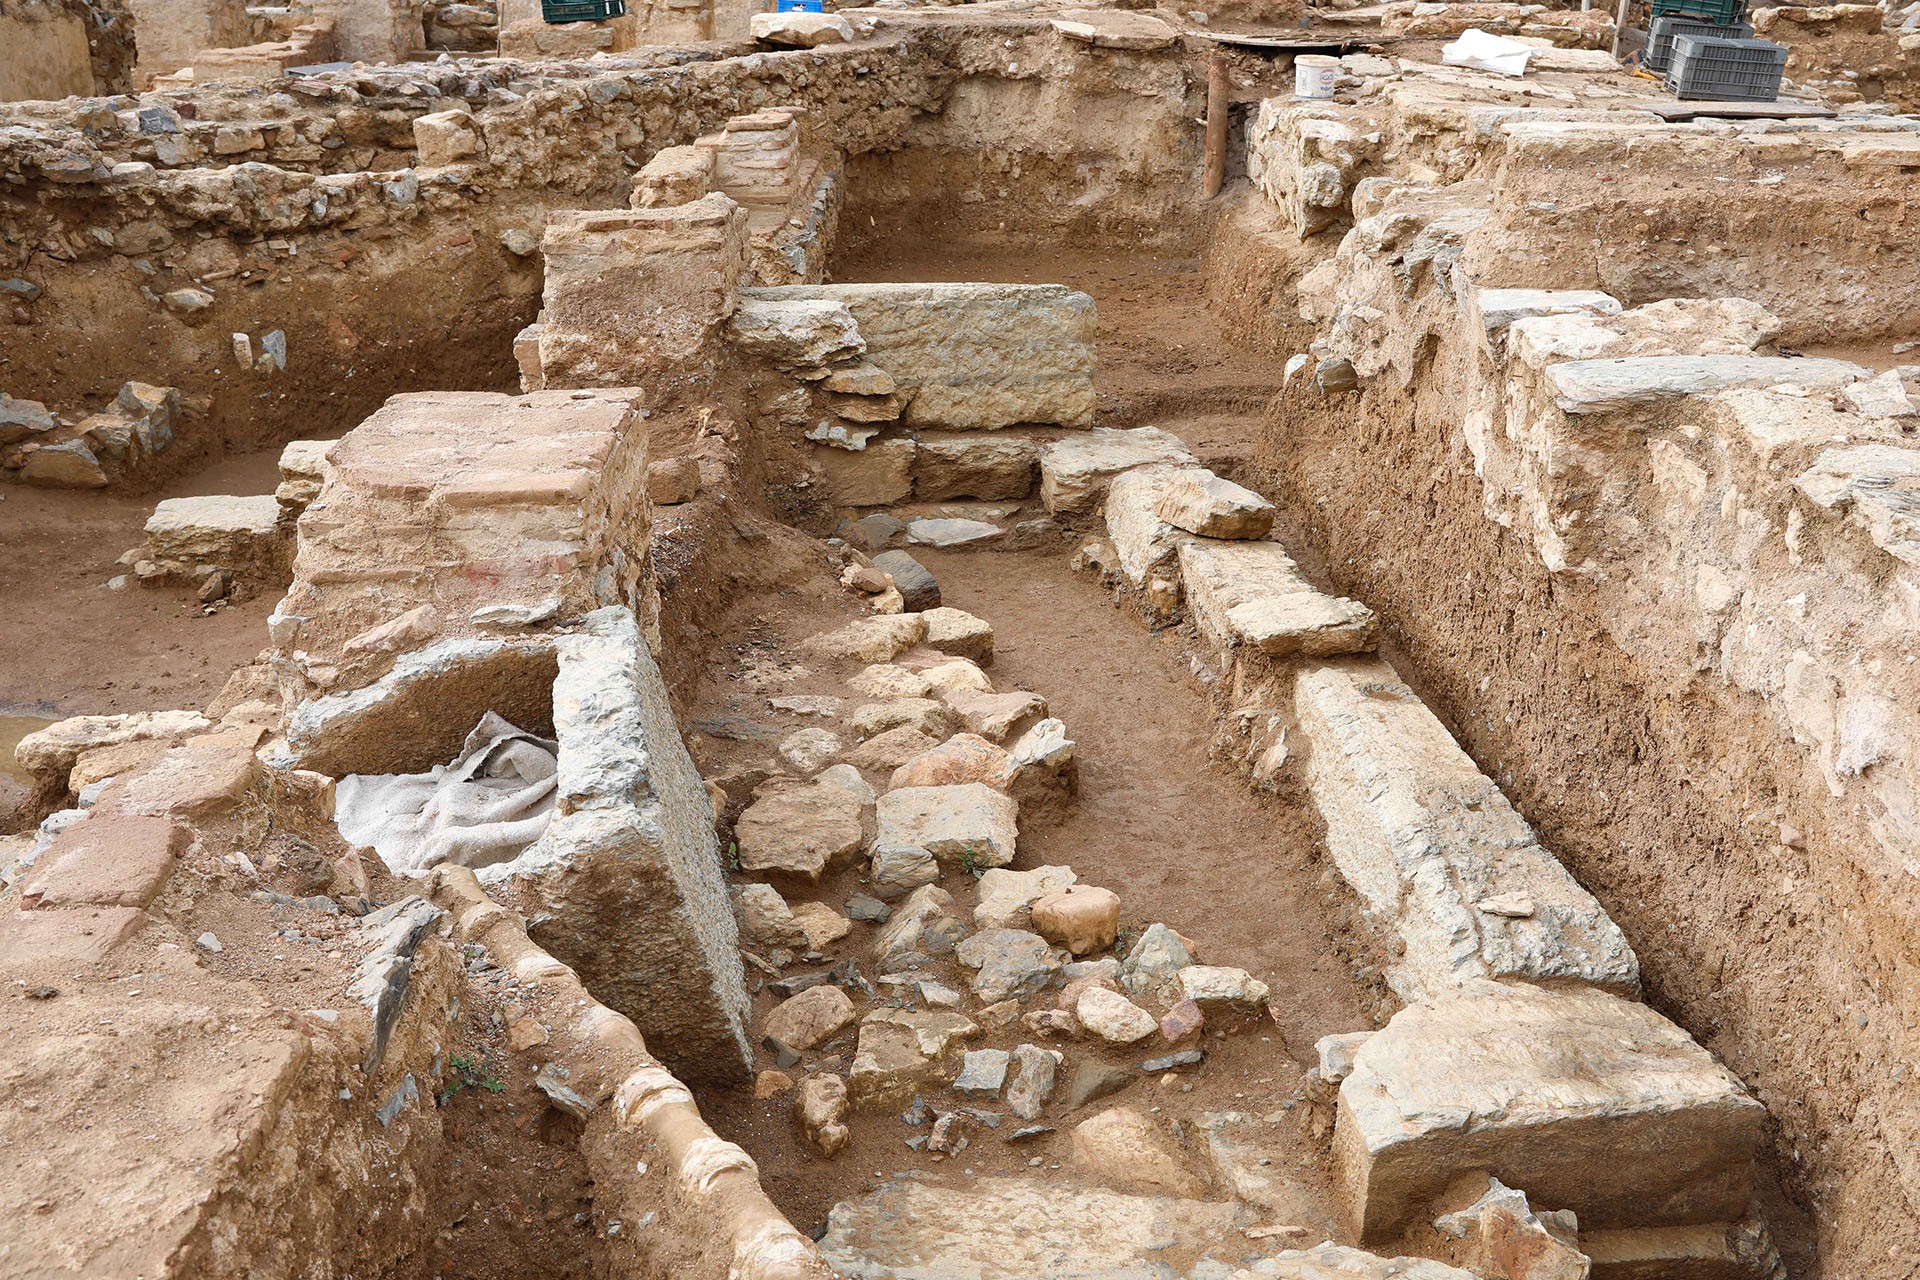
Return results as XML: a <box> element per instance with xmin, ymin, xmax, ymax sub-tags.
<box><xmin>1219</xmin><ymin>53</ymin><xmax>1920</xmax><ymax>1274</ymax></box>
<box><xmin>125</xmin><ymin>0</ymin><xmax>252</xmax><ymax>88</ymax></box>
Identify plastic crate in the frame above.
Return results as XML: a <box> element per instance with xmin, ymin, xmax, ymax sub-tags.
<box><xmin>775</xmin><ymin>0</ymin><xmax>825</xmax><ymax>10</ymax></box>
<box><xmin>541</xmin><ymin>0</ymin><xmax>625</xmax><ymax>22</ymax></box>
<box><xmin>1665</xmin><ymin>34</ymin><xmax>1788</xmax><ymax>101</ymax></box>
<box><xmin>1645</xmin><ymin>14</ymin><xmax>1753</xmax><ymax>72</ymax></box>
<box><xmin>1652</xmin><ymin>0</ymin><xmax>1745</xmax><ymax>26</ymax></box>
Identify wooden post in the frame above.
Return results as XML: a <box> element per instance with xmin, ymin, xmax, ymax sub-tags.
<box><xmin>1204</xmin><ymin>51</ymin><xmax>1229</xmax><ymax>199</ymax></box>
<box><xmin>1611</xmin><ymin>0</ymin><xmax>1631</xmax><ymax>57</ymax></box>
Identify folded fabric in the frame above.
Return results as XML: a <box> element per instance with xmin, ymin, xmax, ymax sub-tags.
<box><xmin>335</xmin><ymin>711</ymin><xmax>558</xmax><ymax>873</ymax></box>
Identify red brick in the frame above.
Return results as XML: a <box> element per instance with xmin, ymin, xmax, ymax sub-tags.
<box><xmin>21</xmin><ymin>815</ymin><xmax>187</xmax><ymax>910</ymax></box>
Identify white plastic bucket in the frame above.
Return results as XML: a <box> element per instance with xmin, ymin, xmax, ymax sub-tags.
<box><xmin>1294</xmin><ymin>54</ymin><xmax>1339</xmax><ymax>99</ymax></box>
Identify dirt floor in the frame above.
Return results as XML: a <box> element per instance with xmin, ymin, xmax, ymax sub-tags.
<box><xmin>0</xmin><ymin>446</ymin><xmax>296</xmax><ymax>828</ymax></box>
<box><xmin>681</xmin><ymin>238</ymin><xmax>1372</xmax><ymax>1239</ymax></box>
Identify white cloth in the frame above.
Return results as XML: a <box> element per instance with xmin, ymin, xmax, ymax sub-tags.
<box><xmin>335</xmin><ymin>712</ymin><xmax>558</xmax><ymax>873</ymax></box>
<box><xmin>1442</xmin><ymin>28</ymin><xmax>1535</xmax><ymax>77</ymax></box>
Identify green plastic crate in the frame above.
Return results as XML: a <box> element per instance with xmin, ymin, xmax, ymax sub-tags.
<box><xmin>542</xmin><ymin>0</ymin><xmax>625</xmax><ymax>23</ymax></box>
<box><xmin>1651</xmin><ymin>0</ymin><xmax>1746</xmax><ymax>27</ymax></box>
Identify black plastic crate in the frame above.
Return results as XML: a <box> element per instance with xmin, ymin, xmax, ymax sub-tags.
<box><xmin>1646</xmin><ymin>14</ymin><xmax>1753</xmax><ymax>72</ymax></box>
<box><xmin>542</xmin><ymin>0</ymin><xmax>625</xmax><ymax>22</ymax></box>
<box><xmin>1665</xmin><ymin>34</ymin><xmax>1788</xmax><ymax>101</ymax></box>
<box><xmin>1653</xmin><ymin>0</ymin><xmax>1746</xmax><ymax>26</ymax></box>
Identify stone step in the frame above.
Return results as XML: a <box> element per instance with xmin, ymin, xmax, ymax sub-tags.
<box><xmin>1292</xmin><ymin>658</ymin><xmax>1639</xmax><ymax>1002</ymax></box>
<box><xmin>1334</xmin><ymin>981</ymin><xmax>1766</xmax><ymax>1243</ymax></box>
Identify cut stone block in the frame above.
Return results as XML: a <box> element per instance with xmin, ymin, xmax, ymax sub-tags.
<box><xmin>1103</xmin><ymin>465</ymin><xmax>1189</xmax><ymax>592</ymax></box>
<box><xmin>735</xmin><ymin>778</ymin><xmax>867</xmax><ymax>882</ymax></box>
<box><xmin>1179</xmin><ymin>539</ymin><xmax>1376</xmax><ymax>660</ymax></box>
<box><xmin>803</xmin><ymin>614</ymin><xmax>927</xmax><ymax>664</ymax></box>
<box><xmin>819</xmin><ymin>437</ymin><xmax>914</xmax><ymax>507</ymax></box>
<box><xmin>1469</xmin><ymin>287</ymin><xmax>1622</xmax><ymax>334</ymax></box>
<box><xmin>819</xmin><ymin>1176</ymin><xmax>1245</xmax><ymax>1280</ymax></box>
<box><xmin>922</xmin><ymin>606</ymin><xmax>994</xmax><ymax>664</ymax></box>
<box><xmin>144</xmin><ymin>494</ymin><xmax>284</xmax><ymax>571</ymax></box>
<box><xmin>943</xmin><ymin>689</ymin><xmax>1047</xmax><ymax>742</ymax></box>
<box><xmin>477</xmin><ymin>608</ymin><xmax>752</xmax><ymax>1086</ymax></box>
<box><xmin>915</xmin><ymin>434</ymin><xmax>1041</xmax><ymax>501</ymax></box>
<box><xmin>275</xmin><ymin>439</ymin><xmax>334</xmax><ymax>511</ymax></box>
<box><xmin>743</xmin><ymin>283</ymin><xmax>1097</xmax><ymax>430</ymax></box>
<box><xmin>749</xmin><ymin>9</ymin><xmax>854</xmax><ymax>45</ymax></box>
<box><xmin>1547</xmin><ymin>355</ymin><xmax>1868</xmax><ymax>416</ymax></box>
<box><xmin>1153</xmin><ymin>470</ymin><xmax>1276</xmax><ymax>540</ymax></box>
<box><xmin>1050</xmin><ymin>9</ymin><xmax>1180</xmax><ymax>49</ymax></box>
<box><xmin>974</xmin><ymin>864</ymin><xmax>1078</xmax><ymax>930</ymax></box>
<box><xmin>1040</xmin><ymin>427</ymin><xmax>1198</xmax><ymax>516</ymax></box>
<box><xmin>728</xmin><ymin>297</ymin><xmax>864</xmax><ymax>371</ymax></box>
<box><xmin>849</xmin><ymin>1008</ymin><xmax>980</xmax><ymax>1111</ymax></box>
<box><xmin>1335</xmin><ymin>982</ymin><xmax>1766</xmax><ymax>1240</ymax></box>
<box><xmin>850</xmin><ymin>698</ymin><xmax>953</xmax><ymax>741</ymax></box>
<box><xmin>874</xmin><ymin>783</ymin><xmax>1018</xmax><ymax>870</ymax></box>
<box><xmin>1295</xmin><ymin>658</ymin><xmax>1639</xmax><ymax>1001</ymax></box>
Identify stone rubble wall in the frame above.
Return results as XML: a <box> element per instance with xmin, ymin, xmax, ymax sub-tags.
<box><xmin>1244</xmin><ymin>61</ymin><xmax>1920</xmax><ymax>343</ymax></box>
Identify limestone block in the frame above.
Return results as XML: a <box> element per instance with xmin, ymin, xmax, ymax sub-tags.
<box><xmin>820</xmin><ymin>438</ymin><xmax>915</xmax><ymax>507</ymax></box>
<box><xmin>104</xmin><ymin>740</ymin><xmax>258</xmax><ymax>821</ymax></box>
<box><xmin>873</xmin><ymin>884</ymin><xmax>964</xmax><ymax>960</ymax></box>
<box><xmin>1295</xmin><ymin>659</ymin><xmax>1639</xmax><ymax>1001</ymax></box>
<box><xmin>955</xmin><ymin>928</ymin><xmax>1065</xmax><ymax>1003</ymax></box>
<box><xmin>1252</xmin><ymin>1245</ymin><xmax>1480</xmax><ymax>1279</ymax></box>
<box><xmin>1468</xmin><ymin>286</ymin><xmax>1622</xmax><ymax>335</ymax></box>
<box><xmin>1178</xmin><ymin>539</ymin><xmax>1377</xmax><ymax>660</ymax></box>
<box><xmin>922</xmin><ymin>606</ymin><xmax>994</xmax><ymax>664</ymax></box>
<box><xmin>974</xmin><ymin>864</ymin><xmax>1082</xmax><ymax>935</ymax></box>
<box><xmin>20</xmin><ymin>814</ymin><xmax>186</xmax><ymax>910</ymax></box>
<box><xmin>730</xmin><ymin>296</ymin><xmax>864</xmax><ymax>371</ymax></box>
<box><xmin>799</xmin><ymin>1072</ymin><xmax>851</xmax><ymax>1156</ymax></box>
<box><xmin>1031</xmin><ymin>884</ymin><xmax>1120</xmax><ymax>955</ymax></box>
<box><xmin>736</xmin><ymin>881</ymin><xmax>808</xmax><ymax>949</ymax></box>
<box><xmin>412</xmin><ymin>109</ymin><xmax>481</xmax><ymax>167</ymax></box>
<box><xmin>850</xmin><ymin>698</ymin><xmax>953</xmax><ymax>741</ymax></box>
<box><xmin>1076</xmin><ymin>986</ymin><xmax>1157</xmax><ymax>1044</ymax></box>
<box><xmin>764</xmin><ymin>984</ymin><xmax>856</xmax><ymax>1051</ymax></box>
<box><xmin>1050</xmin><ymin>9</ymin><xmax>1179</xmax><ymax>49</ymax></box>
<box><xmin>275</xmin><ymin>439</ymin><xmax>334</xmax><ymax>512</ymax></box>
<box><xmin>19</xmin><ymin>439</ymin><xmax>108</xmax><ymax>488</ymax></box>
<box><xmin>874</xmin><ymin>783</ymin><xmax>1018</xmax><ymax>870</ymax></box>
<box><xmin>1547</xmin><ymin>355</ymin><xmax>1867</xmax><ymax>415</ymax></box>
<box><xmin>736</xmin><ymin>779</ymin><xmax>866</xmax><ymax>882</ymax></box>
<box><xmin>145</xmin><ymin>495</ymin><xmax>284</xmax><ymax>571</ymax></box>
<box><xmin>1335</xmin><ymin>982</ymin><xmax>1766</xmax><ymax>1239</ymax></box>
<box><xmin>742</xmin><ymin>284</ymin><xmax>1097</xmax><ymax>430</ymax></box>
<box><xmin>791</xmin><ymin>900</ymin><xmax>851</xmax><ymax>949</ymax></box>
<box><xmin>890</xmin><ymin>734</ymin><xmax>1014</xmax><ymax>792</ymax></box>
<box><xmin>1176</xmin><ymin>965</ymin><xmax>1270</xmax><ymax>1014</ymax></box>
<box><xmin>842</xmin><ymin>726</ymin><xmax>940</xmax><ymax>772</ymax></box>
<box><xmin>914</xmin><ymin>434</ymin><xmax>1041</xmax><ymax>501</ymax></box>
<box><xmin>942</xmin><ymin>689</ymin><xmax>1047</xmax><ymax>742</ymax></box>
<box><xmin>481</xmin><ymin>608</ymin><xmax>752</xmax><ymax>1085</ymax></box>
<box><xmin>540</xmin><ymin>198</ymin><xmax>748</xmax><ymax>388</ymax></box>
<box><xmin>920</xmin><ymin>659</ymin><xmax>991</xmax><ymax>699</ymax></box>
<box><xmin>1071</xmin><ymin>1106</ymin><xmax>1207</xmax><ymax>1196</ymax></box>
<box><xmin>820</xmin><ymin>1177</ymin><xmax>1244</xmax><ymax>1280</ymax></box>
<box><xmin>14</xmin><ymin>710</ymin><xmax>210</xmax><ymax>781</ymax></box>
<box><xmin>1040</xmin><ymin>427</ymin><xmax>1198</xmax><ymax>516</ymax></box>
<box><xmin>632</xmin><ymin>144</ymin><xmax>714</xmax><ymax>208</ymax></box>
<box><xmin>849</xmin><ymin>1008</ymin><xmax>980</xmax><ymax>1110</ymax></box>
<box><xmin>803</xmin><ymin>614</ymin><xmax>927</xmax><ymax>664</ymax></box>
<box><xmin>1154</xmin><ymin>470</ymin><xmax>1275</xmax><ymax>539</ymax></box>
<box><xmin>1104</xmin><ymin>465</ymin><xmax>1191</xmax><ymax>595</ymax></box>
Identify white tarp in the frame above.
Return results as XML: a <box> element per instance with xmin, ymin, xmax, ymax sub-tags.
<box><xmin>335</xmin><ymin>712</ymin><xmax>557</xmax><ymax>873</ymax></box>
<box><xmin>1442</xmin><ymin>28</ymin><xmax>1534</xmax><ymax>77</ymax></box>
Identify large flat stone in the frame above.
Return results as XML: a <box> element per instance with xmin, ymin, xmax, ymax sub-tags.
<box><xmin>1547</xmin><ymin>355</ymin><xmax>1868</xmax><ymax>415</ymax></box>
<box><xmin>144</xmin><ymin>494</ymin><xmax>283</xmax><ymax>564</ymax></box>
<box><xmin>819</xmin><ymin>1176</ymin><xmax>1246</xmax><ymax>1280</ymax></box>
<box><xmin>744</xmin><ymin>283</ymin><xmax>1096</xmax><ymax>430</ymax></box>
<box><xmin>1104</xmin><ymin>465</ymin><xmax>1189</xmax><ymax>591</ymax></box>
<box><xmin>1178</xmin><ymin>539</ymin><xmax>1377</xmax><ymax>660</ymax></box>
<box><xmin>1294</xmin><ymin>659</ymin><xmax>1638</xmax><ymax>1001</ymax></box>
<box><xmin>736</xmin><ymin>778</ymin><xmax>867</xmax><ymax>882</ymax></box>
<box><xmin>1040</xmin><ymin>427</ymin><xmax>1198</xmax><ymax>516</ymax></box>
<box><xmin>874</xmin><ymin>782</ymin><xmax>1018</xmax><ymax>871</ymax></box>
<box><xmin>1335</xmin><ymin>982</ymin><xmax>1766</xmax><ymax>1240</ymax></box>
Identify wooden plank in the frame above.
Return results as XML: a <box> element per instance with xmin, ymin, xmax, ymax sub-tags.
<box><xmin>1643</xmin><ymin>98</ymin><xmax>1835</xmax><ymax>120</ymax></box>
<box><xmin>1195</xmin><ymin>30</ymin><xmax>1391</xmax><ymax>51</ymax></box>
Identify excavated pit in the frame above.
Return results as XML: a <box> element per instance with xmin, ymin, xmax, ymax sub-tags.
<box><xmin>5</xmin><ymin>7</ymin><xmax>1920</xmax><ymax>1280</ymax></box>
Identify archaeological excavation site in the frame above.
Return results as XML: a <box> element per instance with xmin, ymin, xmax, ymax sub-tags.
<box><xmin>6</xmin><ymin>0</ymin><xmax>1920</xmax><ymax>1273</ymax></box>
